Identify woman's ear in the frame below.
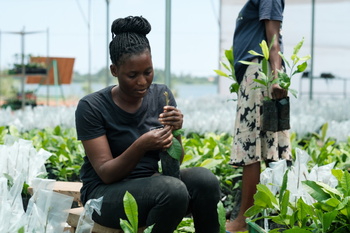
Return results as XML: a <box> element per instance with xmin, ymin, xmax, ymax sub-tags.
<box><xmin>110</xmin><ymin>64</ymin><xmax>118</xmax><ymax>77</ymax></box>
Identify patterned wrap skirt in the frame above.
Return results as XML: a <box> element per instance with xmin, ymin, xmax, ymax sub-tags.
<box><xmin>229</xmin><ymin>60</ymin><xmax>292</xmax><ymax>166</ymax></box>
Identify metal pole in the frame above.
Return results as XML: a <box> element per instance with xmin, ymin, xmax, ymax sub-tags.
<box><xmin>87</xmin><ymin>0</ymin><xmax>92</xmax><ymax>93</ymax></box>
<box><xmin>0</xmin><ymin>30</ymin><xmax>2</xmax><ymax>104</ymax></box>
<box><xmin>165</xmin><ymin>0</ymin><xmax>171</xmax><ymax>88</ymax></box>
<box><xmin>46</xmin><ymin>28</ymin><xmax>50</xmax><ymax>105</ymax></box>
<box><xmin>309</xmin><ymin>0</ymin><xmax>315</xmax><ymax>100</ymax></box>
<box><xmin>106</xmin><ymin>0</ymin><xmax>110</xmax><ymax>87</ymax></box>
<box><xmin>218</xmin><ymin>0</ymin><xmax>222</xmax><ymax>94</ymax></box>
<box><xmin>21</xmin><ymin>29</ymin><xmax>26</xmax><ymax>109</ymax></box>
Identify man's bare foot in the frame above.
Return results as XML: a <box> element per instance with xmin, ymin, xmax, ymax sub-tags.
<box><xmin>226</xmin><ymin>218</ymin><xmax>247</xmax><ymax>233</ymax></box>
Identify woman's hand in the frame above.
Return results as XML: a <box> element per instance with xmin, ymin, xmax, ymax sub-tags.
<box><xmin>140</xmin><ymin>125</ymin><xmax>173</xmax><ymax>151</ymax></box>
<box><xmin>271</xmin><ymin>83</ymin><xmax>287</xmax><ymax>100</ymax></box>
<box><xmin>158</xmin><ymin>106</ymin><xmax>183</xmax><ymax>130</ymax></box>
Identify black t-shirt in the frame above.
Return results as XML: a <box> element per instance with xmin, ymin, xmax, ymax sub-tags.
<box><xmin>233</xmin><ymin>0</ymin><xmax>284</xmax><ymax>84</ymax></box>
<box><xmin>75</xmin><ymin>84</ymin><xmax>176</xmax><ymax>203</ymax></box>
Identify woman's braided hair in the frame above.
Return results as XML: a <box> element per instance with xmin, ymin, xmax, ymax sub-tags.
<box><xmin>109</xmin><ymin>16</ymin><xmax>151</xmax><ymax>67</ymax></box>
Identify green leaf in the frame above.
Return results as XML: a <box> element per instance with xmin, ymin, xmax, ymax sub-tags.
<box><xmin>260</xmin><ymin>40</ymin><xmax>269</xmax><ymax>60</ymax></box>
<box><xmin>123</xmin><ymin>191</ymin><xmax>138</xmax><ymax>233</ymax></box>
<box><xmin>17</xmin><ymin>227</ymin><xmax>25</xmax><ymax>233</ymax></box>
<box><xmin>214</xmin><ymin>69</ymin><xmax>229</xmax><ymax>77</ymax></box>
<box><xmin>248</xmin><ymin>50</ymin><xmax>263</xmax><ymax>57</ymax></box>
<box><xmin>166</xmin><ymin>137</ymin><xmax>183</xmax><ymax>161</ymax></box>
<box><xmin>302</xmin><ymin>180</ymin><xmax>331</xmax><ymax>202</ymax></box>
<box><xmin>280</xmin><ymin>189</ymin><xmax>290</xmax><ymax>216</ymax></box>
<box><xmin>279</xmin><ymin>51</ymin><xmax>290</xmax><ymax>69</ymax></box>
<box><xmin>331</xmin><ymin>169</ymin><xmax>343</xmax><ymax>183</ymax></box>
<box><xmin>296</xmin><ymin>198</ymin><xmax>313</xmax><ymax>228</ymax></box>
<box><xmin>245</xmin><ymin>204</ymin><xmax>264</xmax><ymax>217</ymax></box>
<box><xmin>199</xmin><ymin>158</ymin><xmax>222</xmax><ymax>169</ymax></box>
<box><xmin>224</xmin><ymin>48</ymin><xmax>233</xmax><ymax>63</ymax></box>
<box><xmin>279</xmin><ymin>170</ymin><xmax>289</xmax><ymax>204</ymax></box>
<box><xmin>289</xmin><ymin>89</ymin><xmax>298</xmax><ymax>98</ymax></box>
<box><xmin>340</xmin><ymin>170</ymin><xmax>350</xmax><ymax>196</ymax></box>
<box><xmin>172</xmin><ymin>129</ymin><xmax>184</xmax><ymax>138</ymax></box>
<box><xmin>217</xmin><ymin>201</ymin><xmax>227</xmax><ymax>233</ymax></box>
<box><xmin>253</xmin><ymin>79</ymin><xmax>267</xmax><ymax>86</ymax></box>
<box><xmin>261</xmin><ymin>57</ymin><xmax>269</xmax><ymax>77</ymax></box>
<box><xmin>230</xmin><ymin>83</ymin><xmax>240</xmax><ymax>94</ymax></box>
<box><xmin>322</xmin><ymin>210</ymin><xmax>338</xmax><ymax>232</ymax></box>
<box><xmin>296</xmin><ymin>61</ymin><xmax>308</xmax><ymax>73</ymax></box>
<box><xmin>292</xmin><ymin>37</ymin><xmax>304</xmax><ymax>57</ymax></box>
<box><xmin>120</xmin><ymin>219</ymin><xmax>134</xmax><ymax>233</ymax></box>
<box><xmin>255</xmin><ymin>184</ymin><xmax>279</xmax><ymax>208</ymax></box>
<box><xmin>239</xmin><ymin>60</ymin><xmax>259</xmax><ymax>66</ymax></box>
<box><xmin>143</xmin><ymin>224</ymin><xmax>155</xmax><ymax>233</ymax></box>
<box><xmin>220</xmin><ymin>61</ymin><xmax>231</xmax><ymax>73</ymax></box>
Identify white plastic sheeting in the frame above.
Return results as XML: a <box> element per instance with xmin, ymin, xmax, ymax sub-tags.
<box><xmin>260</xmin><ymin>148</ymin><xmax>338</xmax><ymax>205</ymax></box>
<box><xmin>0</xmin><ymin>138</ymin><xmax>73</xmax><ymax>233</ymax></box>
<box><xmin>0</xmin><ymin>96</ymin><xmax>349</xmax><ymax>141</ymax></box>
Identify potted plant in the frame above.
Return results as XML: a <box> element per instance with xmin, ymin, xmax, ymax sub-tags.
<box><xmin>8</xmin><ymin>54</ymin><xmax>47</xmax><ymax>75</ymax></box>
<box><xmin>240</xmin><ymin>37</ymin><xmax>310</xmax><ymax>132</ymax></box>
<box><xmin>158</xmin><ymin>91</ymin><xmax>184</xmax><ymax>178</ymax></box>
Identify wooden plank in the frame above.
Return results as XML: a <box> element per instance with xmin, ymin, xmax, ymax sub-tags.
<box><xmin>53</xmin><ymin>181</ymin><xmax>82</xmax><ymax>203</ymax></box>
<box><xmin>68</xmin><ymin>207</ymin><xmax>124</xmax><ymax>233</ymax></box>
<box><xmin>28</xmin><ymin>181</ymin><xmax>82</xmax><ymax>203</ymax></box>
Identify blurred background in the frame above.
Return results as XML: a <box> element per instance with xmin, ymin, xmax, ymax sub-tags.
<box><xmin>0</xmin><ymin>0</ymin><xmax>349</xmax><ymax>140</ymax></box>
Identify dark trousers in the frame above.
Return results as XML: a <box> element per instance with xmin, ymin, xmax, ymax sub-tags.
<box><xmin>86</xmin><ymin>167</ymin><xmax>221</xmax><ymax>233</ymax></box>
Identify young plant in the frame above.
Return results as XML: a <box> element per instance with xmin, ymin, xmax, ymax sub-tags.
<box><xmin>163</xmin><ymin>91</ymin><xmax>184</xmax><ymax>161</ymax></box>
<box><xmin>120</xmin><ymin>191</ymin><xmax>154</xmax><ymax>233</ymax></box>
<box><xmin>239</xmin><ymin>36</ymin><xmax>278</xmax><ymax>101</ymax></box>
<box><xmin>278</xmin><ymin>37</ymin><xmax>311</xmax><ymax>98</ymax></box>
<box><xmin>214</xmin><ymin>47</ymin><xmax>240</xmax><ymax>95</ymax></box>
<box><xmin>239</xmin><ymin>36</ymin><xmax>311</xmax><ymax>99</ymax></box>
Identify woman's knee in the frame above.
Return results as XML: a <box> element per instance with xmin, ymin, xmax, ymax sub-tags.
<box><xmin>181</xmin><ymin>167</ymin><xmax>220</xmax><ymax>190</ymax></box>
<box><xmin>154</xmin><ymin>176</ymin><xmax>189</xmax><ymax>207</ymax></box>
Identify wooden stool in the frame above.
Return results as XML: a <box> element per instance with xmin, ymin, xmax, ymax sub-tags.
<box><xmin>29</xmin><ymin>181</ymin><xmax>145</xmax><ymax>233</ymax></box>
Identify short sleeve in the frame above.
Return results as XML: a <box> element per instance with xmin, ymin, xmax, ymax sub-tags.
<box><xmin>75</xmin><ymin>99</ymin><xmax>106</xmax><ymax>141</ymax></box>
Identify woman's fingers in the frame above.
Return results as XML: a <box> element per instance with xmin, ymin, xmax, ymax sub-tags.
<box><xmin>158</xmin><ymin>107</ymin><xmax>183</xmax><ymax>129</ymax></box>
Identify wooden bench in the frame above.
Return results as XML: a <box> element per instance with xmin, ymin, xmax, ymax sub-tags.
<box><xmin>29</xmin><ymin>181</ymin><xmax>145</xmax><ymax>233</ymax></box>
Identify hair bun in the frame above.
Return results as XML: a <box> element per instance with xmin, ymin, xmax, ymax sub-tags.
<box><xmin>111</xmin><ymin>16</ymin><xmax>151</xmax><ymax>36</ymax></box>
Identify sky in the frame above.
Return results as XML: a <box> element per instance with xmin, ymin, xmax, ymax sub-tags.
<box><xmin>0</xmin><ymin>0</ymin><xmax>220</xmax><ymax>78</ymax></box>
<box><xmin>0</xmin><ymin>0</ymin><xmax>350</xmax><ymax>82</ymax></box>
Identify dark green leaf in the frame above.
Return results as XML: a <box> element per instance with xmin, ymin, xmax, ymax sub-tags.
<box><xmin>302</xmin><ymin>180</ymin><xmax>331</xmax><ymax>202</ymax></box>
<box><xmin>166</xmin><ymin>138</ymin><xmax>183</xmax><ymax>161</ymax></box>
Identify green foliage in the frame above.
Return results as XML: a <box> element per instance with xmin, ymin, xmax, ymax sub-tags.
<box><xmin>278</xmin><ymin>37</ymin><xmax>311</xmax><ymax>98</ymax></box>
<box><xmin>214</xmin><ymin>47</ymin><xmax>240</xmax><ymax>95</ymax></box>
<box><xmin>174</xmin><ymin>218</ymin><xmax>195</xmax><ymax>233</ymax></box>
<box><xmin>1</xmin><ymin>124</ymin><xmax>350</xmax><ymax>231</ymax></box>
<box><xmin>120</xmin><ymin>191</ymin><xmax>154</xmax><ymax>233</ymax></box>
<box><xmin>0</xmin><ymin>125</ymin><xmax>84</xmax><ymax>181</ymax></box>
<box><xmin>218</xmin><ymin>201</ymin><xmax>227</xmax><ymax>233</ymax></box>
<box><xmin>239</xmin><ymin>36</ymin><xmax>278</xmax><ymax>101</ymax></box>
<box><xmin>167</xmin><ymin>129</ymin><xmax>185</xmax><ymax>161</ymax></box>
<box><xmin>239</xmin><ymin>36</ymin><xmax>311</xmax><ymax>99</ymax></box>
<box><xmin>181</xmin><ymin>132</ymin><xmax>241</xmax><ymax>215</ymax></box>
<box><xmin>245</xmin><ymin>168</ymin><xmax>350</xmax><ymax>232</ymax></box>
<box><xmin>296</xmin><ymin>123</ymin><xmax>350</xmax><ymax>170</ymax></box>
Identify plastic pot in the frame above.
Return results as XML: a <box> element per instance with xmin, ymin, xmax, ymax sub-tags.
<box><xmin>160</xmin><ymin>151</ymin><xmax>180</xmax><ymax>178</ymax></box>
<box><xmin>261</xmin><ymin>97</ymin><xmax>290</xmax><ymax>132</ymax></box>
<box><xmin>261</xmin><ymin>99</ymin><xmax>278</xmax><ymax>132</ymax></box>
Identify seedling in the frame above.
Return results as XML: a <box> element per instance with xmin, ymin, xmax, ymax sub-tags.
<box><xmin>214</xmin><ymin>47</ymin><xmax>240</xmax><ymax>95</ymax></box>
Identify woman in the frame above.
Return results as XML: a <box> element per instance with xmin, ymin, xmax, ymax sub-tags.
<box><xmin>226</xmin><ymin>0</ymin><xmax>291</xmax><ymax>232</ymax></box>
<box><xmin>75</xmin><ymin>16</ymin><xmax>220</xmax><ymax>233</ymax></box>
